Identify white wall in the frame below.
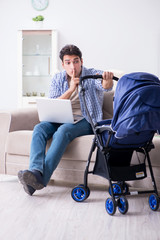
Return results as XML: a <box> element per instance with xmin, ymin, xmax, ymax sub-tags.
<box><xmin>0</xmin><ymin>0</ymin><xmax>160</xmax><ymax>109</ymax></box>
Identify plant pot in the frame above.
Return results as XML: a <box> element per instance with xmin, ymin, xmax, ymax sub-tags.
<box><xmin>34</xmin><ymin>21</ymin><xmax>44</xmax><ymax>29</ymax></box>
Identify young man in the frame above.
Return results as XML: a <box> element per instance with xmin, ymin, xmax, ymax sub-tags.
<box><xmin>18</xmin><ymin>44</ymin><xmax>113</xmax><ymax>195</ymax></box>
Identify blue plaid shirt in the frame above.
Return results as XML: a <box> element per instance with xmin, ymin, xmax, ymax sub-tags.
<box><xmin>49</xmin><ymin>66</ymin><xmax>112</xmax><ymax>124</ymax></box>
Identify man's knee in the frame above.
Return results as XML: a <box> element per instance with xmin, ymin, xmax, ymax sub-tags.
<box><xmin>33</xmin><ymin>122</ymin><xmax>51</xmax><ymax>138</ymax></box>
<box><xmin>55</xmin><ymin>124</ymin><xmax>74</xmax><ymax>141</ymax></box>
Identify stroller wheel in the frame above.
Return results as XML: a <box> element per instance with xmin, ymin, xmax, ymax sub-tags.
<box><xmin>149</xmin><ymin>194</ymin><xmax>159</xmax><ymax>211</ymax></box>
<box><xmin>109</xmin><ymin>183</ymin><xmax>122</xmax><ymax>198</ymax></box>
<box><xmin>105</xmin><ymin>198</ymin><xmax>116</xmax><ymax>215</ymax></box>
<box><xmin>118</xmin><ymin>181</ymin><xmax>129</xmax><ymax>194</ymax></box>
<box><xmin>71</xmin><ymin>185</ymin><xmax>88</xmax><ymax>202</ymax></box>
<box><xmin>78</xmin><ymin>184</ymin><xmax>90</xmax><ymax>198</ymax></box>
<box><xmin>123</xmin><ymin>183</ymin><xmax>129</xmax><ymax>194</ymax></box>
<box><xmin>117</xmin><ymin>196</ymin><xmax>129</xmax><ymax>214</ymax></box>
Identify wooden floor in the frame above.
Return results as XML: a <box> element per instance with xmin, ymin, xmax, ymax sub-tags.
<box><xmin>0</xmin><ymin>174</ymin><xmax>160</xmax><ymax>240</ymax></box>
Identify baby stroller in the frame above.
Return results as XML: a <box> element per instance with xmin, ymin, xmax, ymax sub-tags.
<box><xmin>71</xmin><ymin>72</ymin><xmax>160</xmax><ymax>215</ymax></box>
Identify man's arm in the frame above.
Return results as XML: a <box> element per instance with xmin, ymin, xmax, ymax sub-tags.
<box><xmin>58</xmin><ymin>70</ymin><xmax>79</xmax><ymax>99</ymax></box>
<box><xmin>57</xmin><ymin>88</ymin><xmax>75</xmax><ymax>99</ymax></box>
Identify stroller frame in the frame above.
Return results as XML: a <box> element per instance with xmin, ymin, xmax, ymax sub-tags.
<box><xmin>71</xmin><ymin>75</ymin><xmax>160</xmax><ymax>215</ymax></box>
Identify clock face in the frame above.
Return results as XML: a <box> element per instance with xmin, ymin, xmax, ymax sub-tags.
<box><xmin>32</xmin><ymin>0</ymin><xmax>49</xmax><ymax>11</ymax></box>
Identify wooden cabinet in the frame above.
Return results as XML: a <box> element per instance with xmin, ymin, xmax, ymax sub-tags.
<box><xmin>17</xmin><ymin>30</ymin><xmax>58</xmax><ymax>107</ymax></box>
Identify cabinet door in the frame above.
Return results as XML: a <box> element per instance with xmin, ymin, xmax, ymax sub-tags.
<box><xmin>17</xmin><ymin>30</ymin><xmax>58</xmax><ymax>107</ymax></box>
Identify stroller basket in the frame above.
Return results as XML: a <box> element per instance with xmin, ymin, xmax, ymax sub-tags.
<box><xmin>93</xmin><ymin>148</ymin><xmax>147</xmax><ymax>181</ymax></box>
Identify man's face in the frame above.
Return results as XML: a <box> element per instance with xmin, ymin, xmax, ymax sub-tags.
<box><xmin>62</xmin><ymin>55</ymin><xmax>83</xmax><ymax>78</ymax></box>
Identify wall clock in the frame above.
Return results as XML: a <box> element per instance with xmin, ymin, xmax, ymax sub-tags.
<box><xmin>32</xmin><ymin>0</ymin><xmax>49</xmax><ymax>11</ymax></box>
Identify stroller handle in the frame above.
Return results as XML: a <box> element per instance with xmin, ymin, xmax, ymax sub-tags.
<box><xmin>80</xmin><ymin>74</ymin><xmax>119</xmax><ymax>82</ymax></box>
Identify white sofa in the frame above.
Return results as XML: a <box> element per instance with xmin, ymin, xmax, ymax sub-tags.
<box><xmin>0</xmin><ymin>87</ymin><xmax>160</xmax><ymax>190</ymax></box>
<box><xmin>0</xmin><ymin>91</ymin><xmax>114</xmax><ymax>185</ymax></box>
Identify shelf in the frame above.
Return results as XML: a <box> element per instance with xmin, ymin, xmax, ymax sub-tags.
<box><xmin>23</xmin><ymin>75</ymin><xmax>51</xmax><ymax>77</ymax></box>
<box><xmin>23</xmin><ymin>54</ymin><xmax>51</xmax><ymax>57</ymax></box>
<box><xmin>22</xmin><ymin>96</ymin><xmax>47</xmax><ymax>107</ymax></box>
<box><xmin>18</xmin><ymin>29</ymin><xmax>58</xmax><ymax>108</ymax></box>
<box><xmin>22</xmin><ymin>30</ymin><xmax>52</xmax><ymax>35</ymax></box>
<box><xmin>22</xmin><ymin>95</ymin><xmax>47</xmax><ymax>96</ymax></box>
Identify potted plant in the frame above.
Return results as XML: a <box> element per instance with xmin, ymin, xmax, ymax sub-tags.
<box><xmin>32</xmin><ymin>15</ymin><xmax>44</xmax><ymax>28</ymax></box>
<box><xmin>32</xmin><ymin>15</ymin><xmax>44</xmax><ymax>21</ymax></box>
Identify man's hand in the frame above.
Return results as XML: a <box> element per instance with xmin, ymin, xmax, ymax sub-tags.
<box><xmin>69</xmin><ymin>69</ymin><xmax>80</xmax><ymax>92</ymax></box>
<box><xmin>102</xmin><ymin>71</ymin><xmax>113</xmax><ymax>89</ymax></box>
<box><xmin>58</xmin><ymin>70</ymin><xmax>80</xmax><ymax>99</ymax></box>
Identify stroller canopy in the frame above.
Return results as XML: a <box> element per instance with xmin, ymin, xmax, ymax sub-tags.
<box><xmin>111</xmin><ymin>72</ymin><xmax>160</xmax><ymax>138</ymax></box>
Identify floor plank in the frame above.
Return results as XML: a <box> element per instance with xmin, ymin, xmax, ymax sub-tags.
<box><xmin>0</xmin><ymin>175</ymin><xmax>160</xmax><ymax>240</ymax></box>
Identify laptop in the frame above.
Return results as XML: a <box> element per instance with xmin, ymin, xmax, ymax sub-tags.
<box><xmin>36</xmin><ymin>98</ymin><xmax>84</xmax><ymax>124</ymax></box>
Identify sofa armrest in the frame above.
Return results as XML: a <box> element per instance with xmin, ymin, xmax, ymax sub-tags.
<box><xmin>0</xmin><ymin>108</ymin><xmax>39</xmax><ymax>173</ymax></box>
<box><xmin>9</xmin><ymin>107</ymin><xmax>40</xmax><ymax>132</ymax></box>
<box><xmin>0</xmin><ymin>112</ymin><xmax>11</xmax><ymax>173</ymax></box>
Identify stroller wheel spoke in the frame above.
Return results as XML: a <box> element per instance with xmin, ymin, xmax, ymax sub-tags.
<box><xmin>109</xmin><ymin>183</ymin><xmax>122</xmax><ymax>198</ymax></box>
<box><xmin>78</xmin><ymin>184</ymin><xmax>90</xmax><ymax>198</ymax></box>
<box><xmin>148</xmin><ymin>194</ymin><xmax>159</xmax><ymax>211</ymax></box>
<box><xmin>71</xmin><ymin>185</ymin><xmax>89</xmax><ymax>202</ymax></box>
<box><xmin>118</xmin><ymin>181</ymin><xmax>129</xmax><ymax>194</ymax></box>
<box><xmin>117</xmin><ymin>196</ymin><xmax>129</xmax><ymax>214</ymax></box>
<box><xmin>105</xmin><ymin>198</ymin><xmax>116</xmax><ymax>215</ymax></box>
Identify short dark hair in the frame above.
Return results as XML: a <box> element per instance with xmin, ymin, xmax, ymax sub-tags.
<box><xmin>59</xmin><ymin>44</ymin><xmax>82</xmax><ymax>61</ymax></box>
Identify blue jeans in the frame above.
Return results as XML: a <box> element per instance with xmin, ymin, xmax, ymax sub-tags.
<box><xmin>29</xmin><ymin>118</ymin><xmax>93</xmax><ymax>186</ymax></box>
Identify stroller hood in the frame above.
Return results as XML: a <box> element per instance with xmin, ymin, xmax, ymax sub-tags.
<box><xmin>111</xmin><ymin>72</ymin><xmax>160</xmax><ymax>138</ymax></box>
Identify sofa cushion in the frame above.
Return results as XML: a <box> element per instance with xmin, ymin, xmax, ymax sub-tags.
<box><xmin>6</xmin><ymin>130</ymin><xmax>96</xmax><ymax>161</ymax></box>
<box><xmin>6</xmin><ymin>130</ymin><xmax>160</xmax><ymax>167</ymax></box>
<box><xmin>102</xmin><ymin>90</ymin><xmax>114</xmax><ymax>119</ymax></box>
<box><xmin>9</xmin><ymin>108</ymin><xmax>39</xmax><ymax>132</ymax></box>
<box><xmin>59</xmin><ymin>135</ymin><xmax>96</xmax><ymax>161</ymax></box>
<box><xmin>6</xmin><ymin>131</ymin><xmax>33</xmax><ymax>156</ymax></box>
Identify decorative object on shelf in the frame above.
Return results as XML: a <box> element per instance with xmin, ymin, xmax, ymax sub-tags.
<box><xmin>32</xmin><ymin>15</ymin><xmax>44</xmax><ymax>28</ymax></box>
<box><xmin>32</xmin><ymin>15</ymin><xmax>44</xmax><ymax>21</ymax></box>
<box><xmin>32</xmin><ymin>92</ymin><xmax>37</xmax><ymax>96</ymax></box>
<box><xmin>31</xmin><ymin>0</ymin><xmax>49</xmax><ymax>11</ymax></box>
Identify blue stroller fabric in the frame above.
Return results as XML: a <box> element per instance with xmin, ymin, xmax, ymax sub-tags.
<box><xmin>99</xmin><ymin>72</ymin><xmax>160</xmax><ymax>148</ymax></box>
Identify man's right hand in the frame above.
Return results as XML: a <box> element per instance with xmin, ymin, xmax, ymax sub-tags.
<box><xmin>69</xmin><ymin>70</ymin><xmax>80</xmax><ymax>92</ymax></box>
<box><xmin>58</xmin><ymin>70</ymin><xmax>80</xmax><ymax>99</ymax></box>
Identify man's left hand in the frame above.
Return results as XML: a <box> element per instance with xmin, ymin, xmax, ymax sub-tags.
<box><xmin>102</xmin><ymin>71</ymin><xmax>113</xmax><ymax>89</ymax></box>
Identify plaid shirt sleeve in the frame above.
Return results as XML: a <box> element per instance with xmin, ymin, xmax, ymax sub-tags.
<box><xmin>49</xmin><ymin>72</ymin><xmax>66</xmax><ymax>98</ymax></box>
<box><xmin>79</xmin><ymin>67</ymin><xmax>113</xmax><ymax>123</ymax></box>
